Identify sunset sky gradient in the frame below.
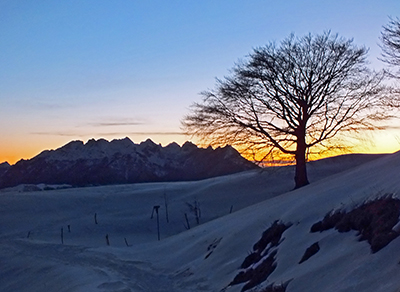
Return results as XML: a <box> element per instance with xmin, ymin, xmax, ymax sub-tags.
<box><xmin>1</xmin><ymin>0</ymin><xmax>399</xmax><ymax>164</ymax></box>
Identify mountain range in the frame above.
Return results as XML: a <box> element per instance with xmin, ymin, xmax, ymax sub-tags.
<box><xmin>0</xmin><ymin>137</ymin><xmax>258</xmax><ymax>189</ymax></box>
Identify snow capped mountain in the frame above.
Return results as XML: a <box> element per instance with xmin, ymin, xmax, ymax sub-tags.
<box><xmin>0</xmin><ymin>161</ymin><xmax>10</xmax><ymax>178</ymax></box>
<box><xmin>0</xmin><ymin>161</ymin><xmax>10</xmax><ymax>167</ymax></box>
<box><xmin>0</xmin><ymin>138</ymin><xmax>258</xmax><ymax>189</ymax></box>
<box><xmin>0</xmin><ymin>161</ymin><xmax>10</xmax><ymax>169</ymax></box>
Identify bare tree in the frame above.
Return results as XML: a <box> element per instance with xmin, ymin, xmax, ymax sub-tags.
<box><xmin>183</xmin><ymin>32</ymin><xmax>391</xmax><ymax>189</ymax></box>
<box><xmin>380</xmin><ymin>17</ymin><xmax>400</xmax><ymax>108</ymax></box>
<box><xmin>381</xmin><ymin>17</ymin><xmax>400</xmax><ymax>78</ymax></box>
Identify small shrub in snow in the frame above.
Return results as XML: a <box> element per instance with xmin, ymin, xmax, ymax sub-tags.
<box><xmin>186</xmin><ymin>199</ymin><xmax>201</xmax><ymax>225</ymax></box>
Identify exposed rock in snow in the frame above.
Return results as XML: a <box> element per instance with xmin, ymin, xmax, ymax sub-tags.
<box><xmin>310</xmin><ymin>196</ymin><xmax>400</xmax><ymax>253</ymax></box>
<box><xmin>298</xmin><ymin>242</ymin><xmax>320</xmax><ymax>264</ymax></box>
<box><xmin>229</xmin><ymin>221</ymin><xmax>292</xmax><ymax>291</ymax></box>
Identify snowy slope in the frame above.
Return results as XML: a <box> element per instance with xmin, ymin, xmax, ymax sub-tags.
<box><xmin>0</xmin><ymin>152</ymin><xmax>399</xmax><ymax>292</ymax></box>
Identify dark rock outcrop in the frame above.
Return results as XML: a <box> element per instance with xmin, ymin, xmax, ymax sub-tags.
<box><xmin>299</xmin><ymin>242</ymin><xmax>320</xmax><ymax>264</ymax></box>
<box><xmin>311</xmin><ymin>197</ymin><xmax>400</xmax><ymax>253</ymax></box>
<box><xmin>230</xmin><ymin>221</ymin><xmax>292</xmax><ymax>292</ymax></box>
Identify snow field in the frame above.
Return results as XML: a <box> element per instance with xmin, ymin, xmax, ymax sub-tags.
<box><xmin>1</xmin><ymin>153</ymin><xmax>399</xmax><ymax>291</ymax></box>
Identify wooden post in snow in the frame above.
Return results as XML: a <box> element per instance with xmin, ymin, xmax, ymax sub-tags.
<box><xmin>61</xmin><ymin>227</ymin><xmax>64</xmax><ymax>244</ymax></box>
<box><xmin>152</xmin><ymin>205</ymin><xmax>161</xmax><ymax>241</ymax></box>
<box><xmin>164</xmin><ymin>190</ymin><xmax>169</xmax><ymax>223</ymax></box>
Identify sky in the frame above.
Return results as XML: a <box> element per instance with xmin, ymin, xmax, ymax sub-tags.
<box><xmin>1</xmin><ymin>0</ymin><xmax>400</xmax><ymax>164</ymax></box>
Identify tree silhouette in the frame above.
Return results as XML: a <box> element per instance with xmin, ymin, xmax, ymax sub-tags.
<box><xmin>183</xmin><ymin>32</ymin><xmax>391</xmax><ymax>189</ymax></box>
<box><xmin>381</xmin><ymin>17</ymin><xmax>400</xmax><ymax>78</ymax></box>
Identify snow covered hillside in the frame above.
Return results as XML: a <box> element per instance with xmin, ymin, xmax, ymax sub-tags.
<box><xmin>1</xmin><ymin>152</ymin><xmax>399</xmax><ymax>292</ymax></box>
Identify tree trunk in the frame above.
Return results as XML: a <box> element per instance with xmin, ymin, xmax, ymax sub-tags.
<box><xmin>294</xmin><ymin>135</ymin><xmax>309</xmax><ymax>189</ymax></box>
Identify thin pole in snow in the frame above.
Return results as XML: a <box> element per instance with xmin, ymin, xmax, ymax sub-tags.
<box><xmin>185</xmin><ymin>213</ymin><xmax>190</xmax><ymax>230</ymax></box>
<box><xmin>152</xmin><ymin>205</ymin><xmax>161</xmax><ymax>241</ymax></box>
<box><xmin>164</xmin><ymin>190</ymin><xmax>169</xmax><ymax>223</ymax></box>
<box><xmin>61</xmin><ymin>227</ymin><xmax>64</xmax><ymax>244</ymax></box>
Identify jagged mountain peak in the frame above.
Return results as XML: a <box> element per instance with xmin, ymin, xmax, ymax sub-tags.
<box><xmin>139</xmin><ymin>138</ymin><xmax>160</xmax><ymax>149</ymax></box>
<box><xmin>64</xmin><ymin>140</ymin><xmax>85</xmax><ymax>148</ymax></box>
<box><xmin>85</xmin><ymin>138</ymin><xmax>108</xmax><ymax>146</ymax></box>
<box><xmin>140</xmin><ymin>138</ymin><xmax>157</xmax><ymax>145</ymax></box>
<box><xmin>110</xmin><ymin>137</ymin><xmax>134</xmax><ymax>145</ymax></box>
<box><xmin>0</xmin><ymin>162</ymin><xmax>10</xmax><ymax>168</ymax></box>
<box><xmin>0</xmin><ymin>138</ymin><xmax>258</xmax><ymax>188</ymax></box>
<box><xmin>165</xmin><ymin>141</ymin><xmax>180</xmax><ymax>149</ymax></box>
<box><xmin>182</xmin><ymin>141</ymin><xmax>198</xmax><ymax>151</ymax></box>
<box><xmin>0</xmin><ymin>162</ymin><xmax>11</xmax><ymax>180</ymax></box>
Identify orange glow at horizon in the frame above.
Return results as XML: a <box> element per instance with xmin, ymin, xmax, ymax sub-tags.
<box><xmin>1</xmin><ymin>148</ymin><xmax>39</xmax><ymax>165</ymax></box>
<box><xmin>0</xmin><ymin>134</ymin><xmax>190</xmax><ymax>165</ymax></box>
<box><xmin>239</xmin><ymin>130</ymin><xmax>400</xmax><ymax>165</ymax></box>
<box><xmin>1</xmin><ymin>138</ymin><xmax>60</xmax><ymax>165</ymax></box>
<box><xmin>1</xmin><ymin>130</ymin><xmax>399</xmax><ymax>166</ymax></box>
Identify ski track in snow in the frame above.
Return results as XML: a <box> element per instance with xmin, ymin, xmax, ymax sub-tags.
<box><xmin>1</xmin><ymin>239</ymin><xmax>178</xmax><ymax>292</ymax></box>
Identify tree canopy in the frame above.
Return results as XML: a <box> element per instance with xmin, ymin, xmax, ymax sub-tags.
<box><xmin>183</xmin><ymin>32</ymin><xmax>392</xmax><ymax>188</ymax></box>
<box><xmin>381</xmin><ymin>17</ymin><xmax>400</xmax><ymax>78</ymax></box>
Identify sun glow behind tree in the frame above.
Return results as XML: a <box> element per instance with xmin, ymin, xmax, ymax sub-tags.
<box><xmin>184</xmin><ymin>32</ymin><xmax>397</xmax><ymax>188</ymax></box>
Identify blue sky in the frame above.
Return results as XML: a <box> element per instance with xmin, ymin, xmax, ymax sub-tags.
<box><xmin>1</xmin><ymin>0</ymin><xmax>399</xmax><ymax>163</ymax></box>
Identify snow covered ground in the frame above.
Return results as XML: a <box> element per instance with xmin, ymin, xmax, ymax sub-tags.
<box><xmin>1</xmin><ymin>153</ymin><xmax>399</xmax><ymax>292</ymax></box>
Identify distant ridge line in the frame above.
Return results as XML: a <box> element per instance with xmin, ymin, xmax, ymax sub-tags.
<box><xmin>0</xmin><ymin>137</ymin><xmax>258</xmax><ymax>189</ymax></box>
